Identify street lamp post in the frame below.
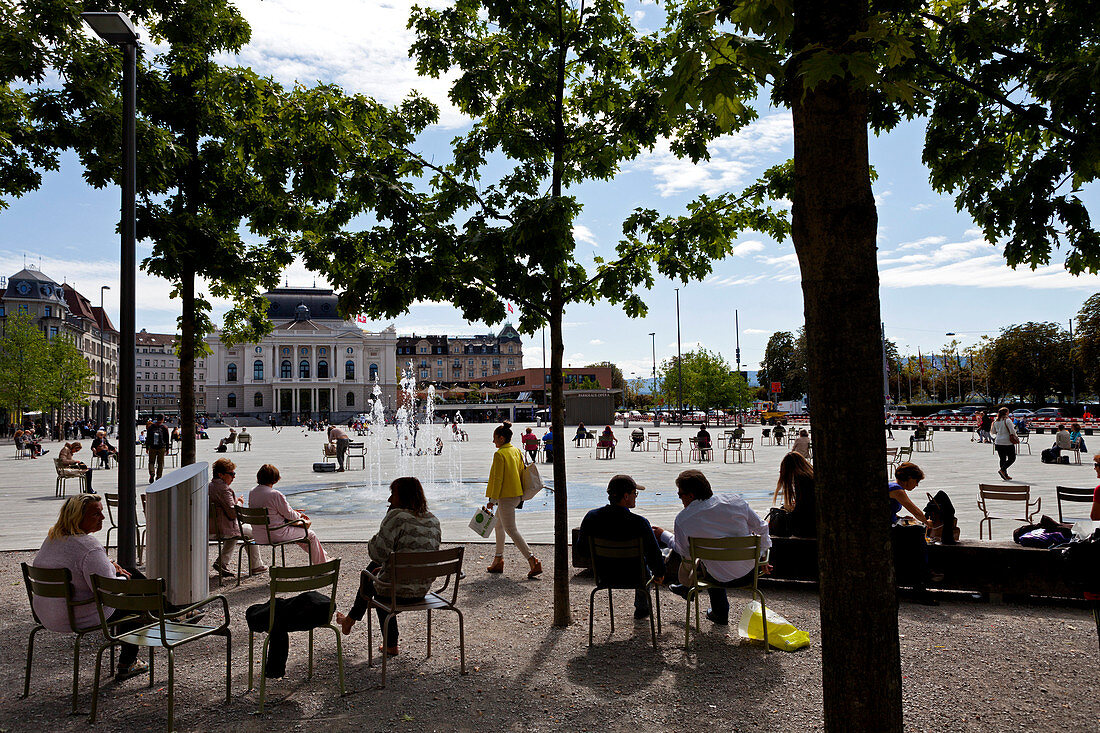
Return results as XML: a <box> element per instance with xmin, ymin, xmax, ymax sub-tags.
<box><xmin>675</xmin><ymin>288</ymin><xmax>683</xmax><ymax>425</ymax></box>
<box><xmin>82</xmin><ymin>11</ymin><xmax>139</xmax><ymax>568</ymax></box>
<box><xmin>648</xmin><ymin>332</ymin><xmax>656</xmax><ymax>410</ymax></box>
<box><xmin>99</xmin><ymin>285</ymin><xmax>110</xmax><ymax>427</ymax></box>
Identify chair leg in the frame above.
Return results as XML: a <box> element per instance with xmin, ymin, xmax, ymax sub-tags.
<box><xmin>247</xmin><ymin>631</ymin><xmax>254</xmax><ymax>692</ymax></box>
<box><xmin>236</xmin><ymin>543</ymin><xmax>246</xmax><ymax>587</ymax></box>
<box><xmin>648</xmin><ymin>587</ymin><xmax>658</xmax><ymax>649</ymax></box>
<box><xmin>608</xmin><ymin>589</ymin><xmax>614</xmax><ymax>634</ymax></box>
<box><xmin>456</xmin><ymin>608</ymin><xmax>466</xmax><ymax>675</ymax></box>
<box><xmin>367</xmin><ymin>608</ymin><xmax>374</xmax><ymax>668</ymax></box>
<box><xmin>308</xmin><ymin>628</ymin><xmax>314</xmax><ymax>680</ymax></box>
<box><xmin>259</xmin><ymin>635</ymin><xmax>271</xmax><ymax>714</ymax></box>
<box><xmin>427</xmin><ymin>609</ymin><xmax>432</xmax><ymax>658</ymax></box>
<box><xmin>332</xmin><ymin>626</ymin><xmax>346</xmax><ymax>696</ymax></box>
<box><xmin>88</xmin><ymin>643</ymin><xmax>112</xmax><ymax>724</ymax></box>
<box><xmin>167</xmin><ymin>648</ymin><xmax>175</xmax><ymax>733</ymax></box>
<box><xmin>71</xmin><ymin>632</ymin><xmax>83</xmax><ymax>714</ymax></box>
<box><xmin>655</xmin><ymin>585</ymin><xmax>662</xmax><ymax>636</ymax></box>
<box><xmin>21</xmin><ymin>625</ymin><xmax>41</xmax><ymax>700</ymax></box>
<box><xmin>588</xmin><ymin>587</ymin><xmax>597</xmax><ymax>646</ymax></box>
<box><xmin>224</xmin><ymin>630</ymin><xmax>232</xmax><ymax>702</ymax></box>
<box><xmin>684</xmin><ymin>592</ymin><xmax>692</xmax><ymax>648</ymax></box>
<box><xmin>758</xmin><ymin>590</ymin><xmax>771</xmax><ymax>655</ymax></box>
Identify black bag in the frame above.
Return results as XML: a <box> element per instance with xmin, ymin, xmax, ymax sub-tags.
<box><xmin>1041</xmin><ymin>447</ymin><xmax>1058</xmax><ymax>464</ymax></box>
<box><xmin>767</xmin><ymin>507</ymin><xmax>793</xmax><ymax>537</ymax></box>
<box><xmin>923</xmin><ymin>490</ymin><xmax>959</xmax><ymax>544</ymax></box>
<box><xmin>312</xmin><ymin>462</ymin><xmax>336</xmax><ymax>472</ymax></box>
<box><xmin>1060</xmin><ymin>529</ymin><xmax>1100</xmax><ymax>593</ymax></box>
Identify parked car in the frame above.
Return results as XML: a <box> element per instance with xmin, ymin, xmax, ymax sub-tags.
<box><xmin>932</xmin><ymin>409</ymin><xmax>961</xmax><ymax>417</ymax></box>
<box><xmin>1008</xmin><ymin>409</ymin><xmax>1034</xmax><ymax>419</ymax></box>
<box><xmin>1033</xmin><ymin>407</ymin><xmax>1064</xmax><ymax>419</ymax></box>
<box><xmin>956</xmin><ymin>405</ymin><xmax>987</xmax><ymax>416</ymax></box>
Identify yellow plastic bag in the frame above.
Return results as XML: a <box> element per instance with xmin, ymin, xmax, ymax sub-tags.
<box><xmin>737</xmin><ymin>600</ymin><xmax>810</xmax><ymax>651</ymax></box>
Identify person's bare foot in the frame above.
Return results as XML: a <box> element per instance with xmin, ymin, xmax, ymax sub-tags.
<box><xmin>335</xmin><ymin>611</ymin><xmax>355</xmax><ymax>635</ymax></box>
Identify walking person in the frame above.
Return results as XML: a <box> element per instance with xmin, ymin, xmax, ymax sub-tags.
<box><xmin>146</xmin><ymin>415</ymin><xmax>170</xmax><ymax>483</ymax></box>
<box><xmin>484</xmin><ymin>421</ymin><xmax>542</xmax><ymax>578</ymax></box>
<box><xmin>990</xmin><ymin>406</ymin><xmax>1019</xmax><ymax>481</ymax></box>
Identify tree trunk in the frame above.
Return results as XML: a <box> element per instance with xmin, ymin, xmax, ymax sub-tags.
<box><xmin>790</xmin><ymin>0</ymin><xmax>902</xmax><ymax>730</ymax></box>
<box><xmin>180</xmin><ymin>265</ymin><xmax>196</xmax><ymax>466</ymax></box>
<box><xmin>549</xmin><ymin>285</ymin><xmax>571</xmax><ymax>626</ymax></box>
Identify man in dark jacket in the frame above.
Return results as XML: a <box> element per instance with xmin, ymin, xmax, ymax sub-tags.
<box><xmin>146</xmin><ymin>415</ymin><xmax>171</xmax><ymax>483</ymax></box>
<box><xmin>578</xmin><ymin>475</ymin><xmax>664</xmax><ymax>620</ymax></box>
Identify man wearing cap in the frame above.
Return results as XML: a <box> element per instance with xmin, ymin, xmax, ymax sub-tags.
<box><xmin>653</xmin><ymin>469</ymin><xmax>771</xmax><ymax>626</ymax></box>
<box><xmin>578</xmin><ymin>475</ymin><xmax>664</xmax><ymax>620</ymax></box>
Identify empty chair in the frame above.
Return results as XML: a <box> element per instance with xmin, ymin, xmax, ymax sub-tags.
<box><xmin>663</xmin><ymin>438</ymin><xmax>683</xmax><ymax>464</ymax></box>
<box><xmin>346</xmin><ymin>441</ymin><xmax>366</xmax><ymax>469</ymax></box>
<box><xmin>104</xmin><ymin>493</ymin><xmax>145</xmax><ymax>564</ymax></box>
<box><xmin>1055</xmin><ymin>486</ymin><xmax>1096</xmax><ymax>525</ymax></box>
<box><xmin>738</xmin><ymin>437</ymin><xmax>756</xmax><ymax>463</ymax></box>
<box><xmin>588</xmin><ymin>537</ymin><xmax>661</xmax><ymax>649</ymax></box>
<box><xmin>885</xmin><ymin>447</ymin><xmax>899</xmax><ymax>465</ymax></box>
<box><xmin>646</xmin><ymin>432</ymin><xmax>661</xmax><ymax>451</ymax></box>
<box><xmin>976</xmin><ymin>483</ymin><xmax>1040</xmax><ymax>539</ymax></box>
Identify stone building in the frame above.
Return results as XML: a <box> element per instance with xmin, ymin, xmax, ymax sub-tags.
<box><xmin>396</xmin><ymin>324</ymin><xmax>524</xmax><ymax>384</ymax></box>
<box><xmin>202</xmin><ymin>288</ymin><xmax>398</xmax><ymax>423</ymax></box>
<box><xmin>134</xmin><ymin>330</ymin><xmax>206</xmax><ymax>419</ymax></box>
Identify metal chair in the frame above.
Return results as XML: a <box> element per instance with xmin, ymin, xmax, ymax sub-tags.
<box><xmin>689</xmin><ymin>437</ymin><xmax>712</xmax><ymax>462</ymax></box>
<box><xmin>738</xmin><ymin>437</ymin><xmax>756</xmax><ymax>463</ymax></box>
<box><xmin>321</xmin><ymin>442</ymin><xmax>338</xmax><ymax>461</ymax></box>
<box><xmin>684</xmin><ymin>536</ymin><xmax>769</xmax><ymax>652</ymax></box>
<box><xmin>663</xmin><ymin>438</ymin><xmax>683</xmax><ymax>463</ymax></box>
<box><xmin>595</xmin><ymin>440</ymin><xmax>615</xmax><ymax>459</ymax></box>
<box><xmin>54</xmin><ymin>458</ymin><xmax>88</xmax><ymax>497</ymax></box>
<box><xmin>365</xmin><ymin>548</ymin><xmax>466</xmax><ymax>687</ymax></box>
<box><xmin>235</xmin><ymin>433</ymin><xmax>252</xmax><ymax>451</ymax></box>
<box><xmin>761</xmin><ymin>428</ymin><xmax>773</xmax><ymax>446</ymax></box>
<box><xmin>723</xmin><ymin>440</ymin><xmax>742</xmax><ymax>464</ymax></box>
<box><xmin>885</xmin><ymin>447</ymin><xmax>899</xmax><ymax>466</ymax></box>
<box><xmin>895</xmin><ymin>446</ymin><xmax>913</xmax><ymax>464</ymax></box>
<box><xmin>1015</xmin><ymin>432</ymin><xmax>1032</xmax><ymax>455</ymax></box>
<box><xmin>587</xmin><ymin>537</ymin><xmax>661</xmax><ymax>649</ymax></box>
<box><xmin>1055</xmin><ymin>486</ymin><xmax>1096</xmax><ymax>524</ymax></box>
<box><xmin>912</xmin><ymin>431</ymin><xmax>934</xmax><ymax>452</ymax></box>
<box><xmin>20</xmin><ymin>563</ymin><xmax>116</xmax><ymax>714</ymax></box>
<box><xmin>646</xmin><ymin>432</ymin><xmax>661</xmax><ymax>451</ymax></box>
<box><xmin>89</xmin><ymin>575</ymin><xmax>231</xmax><ymax>731</ymax></box>
<box><xmin>976</xmin><ymin>483</ymin><xmax>1040</xmax><ymax>539</ymax></box>
<box><xmin>346</xmin><ymin>441</ymin><xmax>366</xmax><ymax>469</ymax></box>
<box><xmin>104</xmin><ymin>492</ymin><xmax>145</xmax><ymax>564</ymax></box>
<box><xmin>235</xmin><ymin>505</ymin><xmax>306</xmax><ymax>569</ymax></box>
<box><xmin>250</xmin><ymin>559</ymin><xmax>344</xmax><ymax>712</ymax></box>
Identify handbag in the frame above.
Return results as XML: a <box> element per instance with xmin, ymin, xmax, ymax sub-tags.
<box><xmin>521</xmin><ymin>459</ymin><xmax>543</xmax><ymax>500</ymax></box>
<box><xmin>766</xmin><ymin>506</ymin><xmax>793</xmax><ymax>537</ymax></box>
<box><xmin>468</xmin><ymin>505</ymin><xmax>498</xmax><ymax>538</ymax></box>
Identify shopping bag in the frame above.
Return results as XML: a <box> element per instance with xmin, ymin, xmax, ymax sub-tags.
<box><xmin>521</xmin><ymin>460</ymin><xmax>543</xmax><ymax>500</ymax></box>
<box><xmin>737</xmin><ymin>600</ymin><xmax>810</xmax><ymax>651</ymax></box>
<box><xmin>468</xmin><ymin>505</ymin><xmax>498</xmax><ymax>538</ymax></box>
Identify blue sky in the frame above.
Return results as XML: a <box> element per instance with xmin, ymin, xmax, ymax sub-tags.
<box><xmin>2</xmin><ymin>0</ymin><xmax>1097</xmax><ymax>383</ymax></box>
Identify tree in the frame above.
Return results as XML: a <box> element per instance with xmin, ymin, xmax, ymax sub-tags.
<box><xmin>659</xmin><ymin>348</ymin><xmax>746</xmax><ymax>422</ymax></box>
<box><xmin>1075</xmin><ymin>293</ymin><xmax>1100</xmax><ymax>396</ymax></box>
<box><xmin>286</xmin><ymin>0</ymin><xmax>785</xmax><ymax>629</ymax></box>
<box><xmin>0</xmin><ymin>313</ymin><xmax>47</xmax><ymax>416</ymax></box>
<box><xmin>759</xmin><ymin>331</ymin><xmax>805</xmax><ymax>398</ymax></box>
<box><xmin>988</xmin><ymin>322</ymin><xmax>1073</xmax><ymax>403</ymax></box>
<box><xmin>584</xmin><ymin>362</ymin><xmax>625</xmax><ymax>392</ymax></box>
<box><xmin>42</xmin><ymin>334</ymin><xmax>94</xmax><ymax>420</ymax></box>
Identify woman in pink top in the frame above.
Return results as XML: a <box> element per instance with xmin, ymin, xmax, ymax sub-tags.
<box><xmin>247</xmin><ymin>464</ymin><xmax>328</xmax><ymax>564</ymax></box>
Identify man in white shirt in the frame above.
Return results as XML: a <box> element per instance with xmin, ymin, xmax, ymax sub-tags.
<box><xmin>653</xmin><ymin>469</ymin><xmax>771</xmax><ymax>625</ymax></box>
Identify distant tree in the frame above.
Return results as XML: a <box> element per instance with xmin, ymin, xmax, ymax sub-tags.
<box><xmin>760</xmin><ymin>331</ymin><xmax>804</xmax><ymax>398</ymax></box>
<box><xmin>42</xmin><ymin>334</ymin><xmax>94</xmax><ymax>420</ymax></box>
<box><xmin>658</xmin><ymin>349</ymin><xmax>746</xmax><ymax>422</ymax></box>
<box><xmin>584</xmin><ymin>362</ymin><xmax>625</xmax><ymax>392</ymax></box>
<box><xmin>988</xmin><ymin>322</ymin><xmax>1073</xmax><ymax>403</ymax></box>
<box><xmin>1075</xmin><ymin>293</ymin><xmax>1100</xmax><ymax>396</ymax></box>
<box><xmin>0</xmin><ymin>313</ymin><xmax>47</xmax><ymax>416</ymax></box>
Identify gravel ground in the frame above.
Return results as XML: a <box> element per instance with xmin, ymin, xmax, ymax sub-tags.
<box><xmin>2</xmin><ymin>542</ymin><xmax>1098</xmax><ymax>732</ymax></box>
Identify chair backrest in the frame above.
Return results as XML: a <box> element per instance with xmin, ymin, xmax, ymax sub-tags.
<box><xmin>978</xmin><ymin>483</ymin><xmax>1032</xmax><ymax>504</ymax></box>
<box><xmin>266</xmin><ymin>559</ymin><xmax>342</xmax><ymax>632</ymax></box>
<box><xmin>387</xmin><ymin>547</ymin><xmax>464</xmax><ymax>603</ymax></box>
<box><xmin>22</xmin><ymin>562</ymin><xmax>83</xmax><ymax>630</ymax></box>
<box><xmin>666</xmin><ymin>438</ymin><xmax>682</xmax><ymax>447</ymax></box>
<box><xmin>588</xmin><ymin>537</ymin><xmax>648</xmax><ymax>588</ymax></box>
<box><xmin>687</xmin><ymin>536</ymin><xmax>763</xmax><ymax>585</ymax></box>
<box><xmin>739</xmin><ymin>437</ymin><xmax>754</xmax><ymax>447</ymax></box>
<box><xmin>1056</xmin><ymin>486</ymin><xmax>1095</xmax><ymax>523</ymax></box>
<box><xmin>104</xmin><ymin>492</ymin><xmax>119</xmax><ymax>528</ymax></box>
<box><xmin>236</xmin><ymin>505</ymin><xmax>272</xmax><ymax>529</ymax></box>
<box><xmin>91</xmin><ymin>574</ymin><xmax>167</xmax><ymax>639</ymax></box>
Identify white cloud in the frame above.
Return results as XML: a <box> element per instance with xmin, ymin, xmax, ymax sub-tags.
<box><xmin>629</xmin><ymin>112</ymin><xmax>792</xmax><ymax>197</ymax></box>
<box><xmin>632</xmin><ymin>10</ymin><xmax>645</xmax><ymax>22</ymax></box>
<box><xmin>709</xmin><ymin>274</ymin><xmax>767</xmax><ymax>287</ymax></box>
<box><xmin>897</xmin><ymin>235</ymin><xmax>945</xmax><ymax>251</ymax></box>
<box><xmin>743</xmin><ymin>328</ymin><xmax>770</xmax><ymax>334</ymax></box>
<box><xmin>910</xmin><ymin>203</ymin><xmax>933</xmax><ymax>211</ymax></box>
<box><xmin>732</xmin><ymin>240</ymin><xmax>765</xmax><ymax>257</ymax></box>
<box><xmin>589</xmin><ymin>339</ymin><xmax>603</xmax><ymax>345</ymax></box>
<box><xmin>573</xmin><ymin>225</ymin><xmax>598</xmax><ymax>247</ymax></box>
<box><xmin>874</xmin><ymin>190</ymin><xmax>892</xmax><ymax>206</ymax></box>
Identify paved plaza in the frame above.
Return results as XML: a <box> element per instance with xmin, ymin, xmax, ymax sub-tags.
<box><xmin>3</xmin><ymin>421</ymin><xmax>1096</xmax><ymax>551</ymax></box>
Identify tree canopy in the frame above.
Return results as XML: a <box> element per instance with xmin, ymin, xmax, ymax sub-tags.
<box><xmin>659</xmin><ymin>348</ymin><xmax>751</xmax><ymax>418</ymax></box>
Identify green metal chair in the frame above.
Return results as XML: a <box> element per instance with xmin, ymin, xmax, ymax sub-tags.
<box><xmin>250</xmin><ymin>558</ymin><xmax>345</xmax><ymax>712</ymax></box>
<box><xmin>104</xmin><ymin>492</ymin><xmax>145</xmax><ymax>564</ymax></box>
<box><xmin>20</xmin><ymin>563</ymin><xmax>115</xmax><ymax>714</ymax></box>
<box><xmin>684</xmin><ymin>535</ymin><xmax>770</xmax><ymax>653</ymax></box>
<box><xmin>587</xmin><ymin>537</ymin><xmax>661</xmax><ymax>649</ymax></box>
<box><xmin>88</xmin><ymin>575</ymin><xmax>231</xmax><ymax>731</ymax></box>
<box><xmin>236</xmin><ymin>505</ymin><xmax>310</xmax><ymax>568</ymax></box>
<box><xmin>365</xmin><ymin>547</ymin><xmax>466</xmax><ymax>687</ymax></box>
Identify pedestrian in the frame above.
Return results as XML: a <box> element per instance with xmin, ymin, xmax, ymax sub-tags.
<box><xmin>990</xmin><ymin>406</ymin><xmax>1019</xmax><ymax>481</ymax></box>
<box><xmin>484</xmin><ymin>421</ymin><xmax>542</xmax><ymax>578</ymax></box>
<box><xmin>145</xmin><ymin>415</ymin><xmax>170</xmax><ymax>483</ymax></box>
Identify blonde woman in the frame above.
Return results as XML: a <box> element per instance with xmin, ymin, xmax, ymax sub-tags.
<box><xmin>485</xmin><ymin>422</ymin><xmax>542</xmax><ymax>577</ymax></box>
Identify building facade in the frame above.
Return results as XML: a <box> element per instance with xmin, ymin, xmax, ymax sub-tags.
<box><xmin>202</xmin><ymin>288</ymin><xmax>398</xmax><ymax>422</ymax></box>
<box><xmin>0</xmin><ymin>267</ymin><xmax>120</xmax><ymax>424</ymax></box>
<box><xmin>135</xmin><ymin>330</ymin><xmax>205</xmax><ymax>419</ymax></box>
<box><xmin>396</xmin><ymin>324</ymin><xmax>524</xmax><ymax>384</ymax></box>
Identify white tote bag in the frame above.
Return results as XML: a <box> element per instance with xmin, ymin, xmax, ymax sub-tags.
<box><xmin>521</xmin><ymin>460</ymin><xmax>543</xmax><ymax>501</ymax></box>
<box><xmin>469</xmin><ymin>505</ymin><xmax>498</xmax><ymax>538</ymax></box>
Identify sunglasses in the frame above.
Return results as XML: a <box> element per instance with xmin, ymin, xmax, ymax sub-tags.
<box><xmin>225</xmin><ymin>471</ymin><xmax>236</xmax><ymax>476</ymax></box>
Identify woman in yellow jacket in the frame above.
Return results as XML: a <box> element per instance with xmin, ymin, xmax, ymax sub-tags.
<box><xmin>485</xmin><ymin>422</ymin><xmax>542</xmax><ymax>577</ymax></box>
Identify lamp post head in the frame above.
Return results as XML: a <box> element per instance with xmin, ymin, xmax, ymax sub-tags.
<box><xmin>81</xmin><ymin>12</ymin><xmax>139</xmax><ymax>44</ymax></box>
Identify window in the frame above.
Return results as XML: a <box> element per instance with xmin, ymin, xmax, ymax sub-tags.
<box><xmin>145</xmin><ymin>359</ymin><xmax>150</xmax><ymax>366</ymax></box>
<box><xmin>253</xmin><ymin>360</ymin><xmax>264</xmax><ymax>380</ymax></box>
<box><xmin>280</xmin><ymin>360</ymin><xmax>291</xmax><ymax>379</ymax></box>
<box><xmin>345</xmin><ymin>360</ymin><xmax>355</xmax><ymax>380</ymax></box>
<box><xmin>227</xmin><ymin>393</ymin><xmax>236</xmax><ymax>408</ymax></box>
<box><xmin>226</xmin><ymin>363</ymin><xmax>237</xmax><ymax>382</ymax></box>
<box><xmin>437</xmin><ymin>370</ymin><xmax>443</xmax><ymax>379</ymax></box>
<box><xmin>18</xmin><ymin>305</ymin><xmax>27</xmax><ymax>314</ymax></box>
<box><xmin>346</xmin><ymin>391</ymin><xmax>355</xmax><ymax>407</ymax></box>
<box><xmin>254</xmin><ymin>392</ymin><xmax>263</xmax><ymax>407</ymax></box>
<box><xmin>369</xmin><ymin>363</ymin><xmax>378</xmax><ymax>381</ymax></box>
<box><xmin>318</xmin><ymin>360</ymin><xmax>329</xmax><ymax>378</ymax></box>
<box><xmin>144</xmin><ymin>384</ymin><xmax>150</xmax><ymax>391</ymax></box>
<box><xmin>44</xmin><ymin>306</ymin><xmax>51</xmax><ymax>317</ymax></box>
<box><xmin>437</xmin><ymin>359</ymin><xmax>443</xmax><ymax>366</ymax></box>
<box><xmin>299</xmin><ymin>360</ymin><xmax>310</xmax><ymax>379</ymax></box>
<box><xmin>144</xmin><ymin>372</ymin><xmax>150</xmax><ymax>379</ymax></box>
<box><xmin>49</xmin><ymin>327</ymin><xmax>58</xmax><ymax>338</ymax></box>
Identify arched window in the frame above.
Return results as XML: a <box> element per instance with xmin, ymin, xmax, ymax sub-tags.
<box><xmin>345</xmin><ymin>360</ymin><xmax>355</xmax><ymax>380</ymax></box>
<box><xmin>227</xmin><ymin>392</ymin><xmax>237</xmax><ymax>408</ymax></box>
<box><xmin>227</xmin><ymin>363</ymin><xmax>237</xmax><ymax>382</ymax></box>
<box><xmin>253</xmin><ymin>360</ymin><xmax>264</xmax><ymax>381</ymax></box>
<box><xmin>254</xmin><ymin>392</ymin><xmax>263</xmax><ymax>407</ymax></box>
<box><xmin>346</xmin><ymin>391</ymin><xmax>355</xmax><ymax>407</ymax></box>
<box><xmin>281</xmin><ymin>360</ymin><xmax>291</xmax><ymax>378</ymax></box>
<box><xmin>299</xmin><ymin>360</ymin><xmax>310</xmax><ymax>379</ymax></box>
<box><xmin>318</xmin><ymin>359</ymin><xmax>329</xmax><ymax>378</ymax></box>
<box><xmin>369</xmin><ymin>363</ymin><xmax>379</xmax><ymax>381</ymax></box>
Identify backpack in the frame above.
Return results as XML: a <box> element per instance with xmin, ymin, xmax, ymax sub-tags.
<box><xmin>923</xmin><ymin>491</ymin><xmax>959</xmax><ymax>544</ymax></box>
<box><xmin>1041</xmin><ymin>447</ymin><xmax>1057</xmax><ymax>464</ymax></box>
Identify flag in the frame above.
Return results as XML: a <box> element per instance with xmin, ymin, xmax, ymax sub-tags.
<box><xmin>918</xmin><ymin>350</ymin><xmax>924</xmax><ymax>375</ymax></box>
<box><xmin>356</xmin><ymin>315</ymin><xmax>368</xmax><ymax>323</ymax></box>
<box><xmin>507</xmin><ymin>303</ymin><xmax>514</xmax><ymax>314</ymax></box>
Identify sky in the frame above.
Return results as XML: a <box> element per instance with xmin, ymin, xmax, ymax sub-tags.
<box><xmin>2</xmin><ymin>0</ymin><xmax>1097</xmax><ymax>386</ymax></box>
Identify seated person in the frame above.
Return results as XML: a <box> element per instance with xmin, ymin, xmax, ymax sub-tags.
<box><xmin>434</xmin><ymin>437</ymin><xmax>444</xmax><ymax>455</ymax></box>
<box><xmin>248</xmin><ymin>464</ymin><xmax>328</xmax><ymax>564</ymax></box>
<box><xmin>630</xmin><ymin>427</ymin><xmax>644</xmax><ymax>451</ymax></box>
<box><xmin>652</xmin><ymin>470</ymin><xmax>771</xmax><ymax>625</ymax></box>
<box><xmin>17</xmin><ymin>429</ymin><xmax>45</xmax><ymax>457</ymax></box>
<box><xmin>541</xmin><ymin>429</ymin><xmax>554</xmax><ymax>463</ymax></box>
<box><xmin>731</xmin><ymin>423</ymin><xmax>745</xmax><ymax>440</ymax></box>
<box><xmin>770</xmin><ymin>452</ymin><xmax>816</xmax><ymax>537</ymax></box>
<box><xmin>910</xmin><ymin>421</ymin><xmax>928</xmax><ymax>447</ymax></box>
<box><xmin>226</xmin><ymin>427</ymin><xmax>238</xmax><ymax>444</ymax></box>
<box><xmin>695</xmin><ymin>426</ymin><xmax>712</xmax><ymax>459</ymax></box>
<box><xmin>1069</xmin><ymin>422</ymin><xmax>1087</xmax><ymax>452</ymax></box>
<box><xmin>1015</xmin><ymin>417</ymin><xmax>1030</xmax><ymax>435</ymax></box>
<box><xmin>597</xmin><ymin>426</ymin><xmax>617</xmax><ymax>457</ymax></box>
<box><xmin>889</xmin><ymin>462</ymin><xmax>937</xmax><ymax>603</ymax></box>
<box><xmin>208</xmin><ymin>457</ymin><xmax>266</xmax><ymax>578</ymax></box>
<box><xmin>336</xmin><ymin>477</ymin><xmax>441</xmax><ymax>655</ymax></box>
<box><xmin>578</xmin><ymin>475</ymin><xmax>664</xmax><ymax>620</ymax></box>
<box><xmin>772</xmin><ymin>423</ymin><xmax>787</xmax><ymax>443</ymax></box>
<box><xmin>521</xmin><ymin>427</ymin><xmax>540</xmax><ymax>461</ymax></box>
<box><xmin>58</xmin><ymin>441</ymin><xmax>93</xmax><ymax>492</ymax></box>
<box><xmin>32</xmin><ymin>494</ymin><xmax>147</xmax><ymax>680</ymax></box>
<box><xmin>790</xmin><ymin>429</ymin><xmax>810</xmax><ymax>459</ymax></box>
<box><xmin>574</xmin><ymin>422</ymin><xmax>588</xmax><ymax>448</ymax></box>
<box><xmin>91</xmin><ymin>430</ymin><xmax>117</xmax><ymax>468</ymax></box>
<box><xmin>1053</xmin><ymin>424</ymin><xmax>1073</xmax><ymax>457</ymax></box>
